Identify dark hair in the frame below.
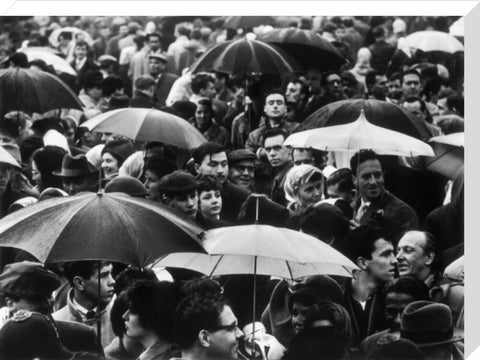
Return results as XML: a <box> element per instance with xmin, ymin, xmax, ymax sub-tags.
<box><xmin>436</xmin><ymin>115</ymin><xmax>464</xmax><ymax>134</ymax></box>
<box><xmin>63</xmin><ymin>261</ymin><xmax>110</xmax><ymax>286</ymax></box>
<box><xmin>135</xmin><ymin>75</ymin><xmax>155</xmax><ymax>91</ymax></box>
<box><xmin>114</xmin><ymin>266</ymin><xmax>158</xmax><ymax>295</ymax></box>
<box><xmin>388</xmin><ymin>72</ymin><xmax>402</xmax><ymax>82</ymax></box>
<box><xmin>418</xmin><ymin>231</ymin><xmax>442</xmax><ymax>273</ymax></box>
<box><xmin>192</xmin><ymin>142</ymin><xmax>226</xmax><ymax>165</ymax></box>
<box><xmin>287</xmin><ymin>78</ymin><xmax>309</xmax><ymax>96</ymax></box>
<box><xmin>144</xmin><ymin>154</ymin><xmax>177</xmax><ymax>180</ymax></box>
<box><xmin>58</xmin><ymin>31</ymin><xmax>73</xmax><ymax>41</ymax></box>
<box><xmin>179</xmin><ymin>277</ymin><xmax>223</xmax><ymax>298</ymax></box>
<box><xmin>174</xmin><ymin>293</ymin><xmax>226</xmax><ymax>349</ymax></box>
<box><xmin>365</xmin><ymin>70</ymin><xmax>384</xmax><ymax>91</ymax></box>
<box><xmin>146</xmin><ymin>32</ymin><xmax>163</xmax><ymax>43</ymax></box>
<box><xmin>32</xmin><ymin>146</ymin><xmax>68</xmax><ymax>192</ymax></box>
<box><xmin>262</xmin><ymin>127</ymin><xmax>289</xmax><ymax>146</ymax></box>
<box><xmin>125</xmin><ymin>280</ymin><xmax>180</xmax><ymax>342</ymax></box>
<box><xmin>102</xmin><ymin>76</ymin><xmax>124</xmax><ymax>98</ymax></box>
<box><xmin>196</xmin><ymin>98</ymin><xmax>214</xmax><ymax>115</ymax></box>
<box><xmin>344</xmin><ymin>225</ymin><xmax>389</xmax><ymax>262</ymax></box>
<box><xmin>349</xmin><ymin>149</ymin><xmax>380</xmax><ymax>175</ymax></box>
<box><xmin>74</xmin><ymin>40</ymin><xmax>90</xmax><ymax>51</ymax></box>
<box><xmin>321</xmin><ymin>71</ymin><xmax>341</xmax><ymax>87</ymax></box>
<box><xmin>197</xmin><ymin>175</ymin><xmax>221</xmax><ymax>194</ymax></box>
<box><xmin>372</xmin><ymin>25</ymin><xmax>386</xmax><ymax>38</ymax></box>
<box><xmin>326</xmin><ymin>168</ymin><xmax>354</xmax><ymax>194</ymax></box>
<box><xmin>110</xmin><ymin>291</ymin><xmax>129</xmax><ymax>336</ymax></box>
<box><xmin>446</xmin><ymin>93</ymin><xmax>464</xmax><ymax>117</ymax></box>
<box><xmin>191</xmin><ymin>73</ymin><xmax>214</xmax><ymax>94</ymax></box>
<box><xmin>263</xmin><ymin>89</ymin><xmax>285</xmax><ymax>105</ymax></box>
<box><xmin>384</xmin><ymin>275</ymin><xmax>430</xmax><ymax>301</ymax></box>
<box><xmin>401</xmin><ymin>69</ymin><xmax>422</xmax><ymax>84</ymax></box>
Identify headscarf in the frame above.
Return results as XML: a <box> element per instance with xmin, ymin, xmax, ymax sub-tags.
<box><xmin>284</xmin><ymin>164</ymin><xmax>323</xmax><ymax>205</ymax></box>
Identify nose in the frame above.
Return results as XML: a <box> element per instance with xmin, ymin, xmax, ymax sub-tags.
<box><xmin>108</xmin><ymin>274</ymin><xmax>116</xmax><ymax>286</ymax></box>
<box><xmin>235</xmin><ymin>327</ymin><xmax>244</xmax><ymax>338</ymax></box>
<box><xmin>122</xmin><ymin>310</ymin><xmax>129</xmax><ymax>321</ymax></box>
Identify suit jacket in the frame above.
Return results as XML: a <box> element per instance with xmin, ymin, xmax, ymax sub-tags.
<box><xmin>129</xmin><ymin>91</ymin><xmax>155</xmax><ymax>108</ymax></box>
<box><xmin>153</xmin><ymin>73</ymin><xmax>179</xmax><ymax>108</ymax></box>
<box><xmin>220</xmin><ymin>180</ymin><xmax>251</xmax><ymax>222</ymax></box>
<box><xmin>56</xmin><ymin>319</ymin><xmax>103</xmax><ymax>355</ymax></box>
<box><xmin>70</xmin><ymin>58</ymin><xmax>99</xmax><ymax>93</ymax></box>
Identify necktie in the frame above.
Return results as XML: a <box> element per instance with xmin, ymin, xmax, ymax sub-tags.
<box><xmin>85</xmin><ymin>310</ymin><xmax>97</xmax><ymax>320</ymax></box>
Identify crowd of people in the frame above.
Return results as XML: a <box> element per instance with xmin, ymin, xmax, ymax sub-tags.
<box><xmin>0</xmin><ymin>15</ymin><xmax>465</xmax><ymax>360</ymax></box>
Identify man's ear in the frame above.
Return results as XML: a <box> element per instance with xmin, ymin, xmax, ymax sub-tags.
<box><xmin>198</xmin><ymin>329</ymin><xmax>210</xmax><ymax>348</ymax></box>
<box><xmin>162</xmin><ymin>194</ymin><xmax>171</xmax><ymax>205</ymax></box>
<box><xmin>73</xmin><ymin>276</ymin><xmax>85</xmax><ymax>291</ymax></box>
<box><xmin>352</xmin><ymin>175</ymin><xmax>357</xmax><ymax>189</ymax></box>
<box><xmin>194</xmin><ymin>162</ymin><xmax>200</xmax><ymax>174</ymax></box>
<box><xmin>425</xmin><ymin>251</ymin><xmax>434</xmax><ymax>266</ymax></box>
<box><xmin>356</xmin><ymin>257</ymin><xmax>368</xmax><ymax>271</ymax></box>
<box><xmin>5</xmin><ymin>297</ymin><xmax>15</xmax><ymax>310</ymax></box>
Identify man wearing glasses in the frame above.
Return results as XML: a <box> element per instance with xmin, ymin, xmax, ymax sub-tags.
<box><xmin>173</xmin><ymin>294</ymin><xmax>243</xmax><ymax>360</ymax></box>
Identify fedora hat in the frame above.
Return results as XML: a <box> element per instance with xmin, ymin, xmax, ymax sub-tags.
<box><xmin>52</xmin><ymin>154</ymin><xmax>99</xmax><ymax>178</ymax></box>
<box><xmin>400</xmin><ymin>300</ymin><xmax>463</xmax><ymax>347</ymax></box>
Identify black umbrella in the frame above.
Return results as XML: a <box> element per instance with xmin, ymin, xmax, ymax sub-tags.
<box><xmin>257</xmin><ymin>27</ymin><xmax>346</xmax><ymax>71</ymax></box>
<box><xmin>0</xmin><ymin>67</ymin><xmax>83</xmax><ymax>118</ymax></box>
<box><xmin>190</xmin><ymin>38</ymin><xmax>301</xmax><ymax>76</ymax></box>
<box><xmin>295</xmin><ymin>99</ymin><xmax>433</xmax><ymax>140</ymax></box>
<box><xmin>224</xmin><ymin>16</ymin><xmax>275</xmax><ymax>30</ymax></box>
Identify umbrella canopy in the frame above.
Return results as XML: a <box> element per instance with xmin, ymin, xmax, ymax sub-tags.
<box><xmin>449</xmin><ymin>17</ymin><xmax>464</xmax><ymax>38</ymax></box>
<box><xmin>18</xmin><ymin>48</ymin><xmax>76</xmax><ymax>76</ymax></box>
<box><xmin>418</xmin><ymin>132</ymin><xmax>464</xmax><ymax>179</ymax></box>
<box><xmin>156</xmin><ymin>224</ymin><xmax>358</xmax><ymax>279</ymax></box>
<box><xmin>224</xmin><ymin>16</ymin><xmax>275</xmax><ymax>30</ymax></box>
<box><xmin>285</xmin><ymin>109</ymin><xmax>435</xmax><ymax>157</ymax></box>
<box><xmin>296</xmin><ymin>99</ymin><xmax>433</xmax><ymax>140</ymax></box>
<box><xmin>404</xmin><ymin>30</ymin><xmax>464</xmax><ymax>53</ymax></box>
<box><xmin>0</xmin><ymin>146</ymin><xmax>21</xmax><ymax>168</ymax></box>
<box><xmin>49</xmin><ymin>27</ymin><xmax>94</xmax><ymax>48</ymax></box>
<box><xmin>0</xmin><ymin>192</ymin><xmax>206</xmax><ymax>266</ymax></box>
<box><xmin>257</xmin><ymin>27</ymin><xmax>346</xmax><ymax>71</ymax></box>
<box><xmin>80</xmin><ymin>107</ymin><xmax>207</xmax><ymax>150</ymax></box>
<box><xmin>190</xmin><ymin>39</ymin><xmax>301</xmax><ymax>76</ymax></box>
<box><xmin>0</xmin><ymin>68</ymin><xmax>83</xmax><ymax>116</ymax></box>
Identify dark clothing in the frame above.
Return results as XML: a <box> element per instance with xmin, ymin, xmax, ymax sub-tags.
<box><xmin>202</xmin><ymin>123</ymin><xmax>230</xmax><ymax>148</ymax></box>
<box><xmin>69</xmin><ymin>58</ymin><xmax>100</xmax><ymax>93</ymax></box>
<box><xmin>303</xmin><ymin>93</ymin><xmax>345</xmax><ymax>118</ymax></box>
<box><xmin>245</xmin><ymin>120</ymin><xmax>298</xmax><ymax>153</ymax></box>
<box><xmin>93</xmin><ymin>38</ymin><xmax>108</xmax><ymax>59</ymax></box>
<box><xmin>129</xmin><ymin>91</ymin><xmax>155</xmax><ymax>108</ymax></box>
<box><xmin>344</xmin><ymin>280</ymin><xmax>387</xmax><ymax>346</ymax></box>
<box><xmin>220</xmin><ymin>180</ymin><xmax>251</xmax><ymax>222</ymax></box>
<box><xmin>153</xmin><ymin>73</ymin><xmax>179</xmax><ymax>108</ymax></box>
<box><xmin>369</xmin><ymin>40</ymin><xmax>396</xmax><ymax>73</ymax></box>
<box><xmin>424</xmin><ymin>202</ymin><xmax>463</xmax><ymax>254</ymax></box>
<box><xmin>56</xmin><ymin>319</ymin><xmax>102</xmax><ymax>355</ymax></box>
<box><xmin>270</xmin><ymin>163</ymin><xmax>293</xmax><ymax>207</ymax></box>
<box><xmin>356</xmin><ymin>190</ymin><xmax>419</xmax><ymax>243</ymax></box>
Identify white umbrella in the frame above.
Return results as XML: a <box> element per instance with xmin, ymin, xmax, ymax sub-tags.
<box><xmin>19</xmin><ymin>48</ymin><xmax>76</xmax><ymax>76</ymax></box>
<box><xmin>284</xmin><ymin>109</ymin><xmax>435</xmax><ymax>157</ymax></box>
<box><xmin>404</xmin><ymin>30</ymin><xmax>464</xmax><ymax>53</ymax></box>
<box><xmin>49</xmin><ymin>27</ymin><xmax>94</xmax><ymax>48</ymax></box>
<box><xmin>449</xmin><ymin>17</ymin><xmax>464</xmax><ymax>38</ymax></box>
<box><xmin>0</xmin><ymin>146</ymin><xmax>21</xmax><ymax>169</ymax></box>
<box><xmin>429</xmin><ymin>132</ymin><xmax>464</xmax><ymax>147</ymax></box>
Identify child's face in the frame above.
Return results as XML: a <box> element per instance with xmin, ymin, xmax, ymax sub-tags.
<box><xmin>199</xmin><ymin>189</ymin><xmax>222</xmax><ymax>219</ymax></box>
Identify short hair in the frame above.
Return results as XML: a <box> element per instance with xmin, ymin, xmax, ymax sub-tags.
<box><xmin>388</xmin><ymin>72</ymin><xmax>402</xmax><ymax>82</ymax></box>
<box><xmin>192</xmin><ymin>142</ymin><xmax>226</xmax><ymax>165</ymax></box>
<box><xmin>365</xmin><ymin>70</ymin><xmax>384</xmax><ymax>90</ymax></box>
<box><xmin>401</xmin><ymin>69</ymin><xmax>422</xmax><ymax>84</ymax></box>
<box><xmin>326</xmin><ymin>168</ymin><xmax>354</xmax><ymax>194</ymax></box>
<box><xmin>174</xmin><ymin>293</ymin><xmax>226</xmax><ymax>349</ymax></box>
<box><xmin>417</xmin><ymin>231</ymin><xmax>442</xmax><ymax>273</ymax></box>
<box><xmin>74</xmin><ymin>40</ymin><xmax>90</xmax><ymax>51</ymax></box>
<box><xmin>196</xmin><ymin>98</ymin><xmax>213</xmax><ymax>115</ymax></box>
<box><xmin>102</xmin><ymin>76</ymin><xmax>124</xmax><ymax>98</ymax></box>
<box><xmin>262</xmin><ymin>127</ymin><xmax>289</xmax><ymax>146</ymax></box>
<box><xmin>135</xmin><ymin>75</ymin><xmax>156</xmax><ymax>91</ymax></box>
<box><xmin>179</xmin><ymin>277</ymin><xmax>223</xmax><ymax>298</ymax></box>
<box><xmin>446</xmin><ymin>93</ymin><xmax>464</xmax><ymax>117</ymax></box>
<box><xmin>287</xmin><ymin>79</ymin><xmax>308</xmax><ymax>96</ymax></box>
<box><xmin>349</xmin><ymin>149</ymin><xmax>380</xmax><ymax>175</ymax></box>
<box><xmin>321</xmin><ymin>70</ymin><xmax>341</xmax><ymax>86</ymax></box>
<box><xmin>113</xmin><ymin>266</ymin><xmax>158</xmax><ymax>295</ymax></box>
<box><xmin>263</xmin><ymin>89</ymin><xmax>285</xmax><ymax>105</ymax></box>
<box><xmin>58</xmin><ymin>31</ymin><xmax>73</xmax><ymax>41</ymax></box>
<box><xmin>146</xmin><ymin>32</ymin><xmax>163</xmax><ymax>43</ymax></box>
<box><xmin>403</xmin><ymin>96</ymin><xmax>427</xmax><ymax>112</ymax></box>
<box><xmin>125</xmin><ymin>280</ymin><xmax>180</xmax><ymax>342</ymax></box>
<box><xmin>372</xmin><ymin>25</ymin><xmax>386</xmax><ymax>38</ymax></box>
<box><xmin>384</xmin><ymin>275</ymin><xmax>430</xmax><ymax>301</ymax></box>
<box><xmin>144</xmin><ymin>154</ymin><xmax>177</xmax><ymax>180</ymax></box>
<box><xmin>197</xmin><ymin>175</ymin><xmax>221</xmax><ymax>194</ymax></box>
<box><xmin>436</xmin><ymin>114</ymin><xmax>464</xmax><ymax>134</ymax></box>
<box><xmin>344</xmin><ymin>225</ymin><xmax>389</xmax><ymax>262</ymax></box>
<box><xmin>63</xmin><ymin>260</ymin><xmax>110</xmax><ymax>286</ymax></box>
<box><xmin>214</xmin><ymin>71</ymin><xmax>229</xmax><ymax>82</ymax></box>
<box><xmin>191</xmin><ymin>73</ymin><xmax>214</xmax><ymax>95</ymax></box>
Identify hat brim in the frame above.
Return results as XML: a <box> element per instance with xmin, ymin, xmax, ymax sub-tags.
<box><xmin>52</xmin><ymin>168</ymin><xmax>99</xmax><ymax>177</ymax></box>
<box><xmin>410</xmin><ymin>328</ymin><xmax>464</xmax><ymax>348</ymax></box>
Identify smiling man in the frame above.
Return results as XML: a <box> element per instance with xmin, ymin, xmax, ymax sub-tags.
<box><xmin>350</xmin><ymin>149</ymin><xmax>419</xmax><ymax>242</ymax></box>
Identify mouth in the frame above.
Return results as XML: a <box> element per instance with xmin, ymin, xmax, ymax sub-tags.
<box><xmin>211</xmin><ymin>206</ymin><xmax>221</xmax><ymax>212</ymax></box>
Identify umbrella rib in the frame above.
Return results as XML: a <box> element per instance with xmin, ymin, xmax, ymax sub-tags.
<box><xmin>286</xmin><ymin>260</ymin><xmax>295</xmax><ymax>282</ymax></box>
<box><xmin>209</xmin><ymin>255</ymin><xmax>224</xmax><ymax>278</ymax></box>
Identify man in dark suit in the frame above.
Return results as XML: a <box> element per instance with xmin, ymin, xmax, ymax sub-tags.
<box><xmin>148</xmin><ymin>53</ymin><xmax>179</xmax><ymax>108</ymax></box>
<box><xmin>70</xmin><ymin>40</ymin><xmax>99</xmax><ymax>93</ymax></box>
<box><xmin>129</xmin><ymin>75</ymin><xmax>156</xmax><ymax>108</ymax></box>
<box><xmin>0</xmin><ymin>261</ymin><xmax>101</xmax><ymax>354</ymax></box>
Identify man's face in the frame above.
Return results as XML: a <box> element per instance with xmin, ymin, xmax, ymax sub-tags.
<box><xmin>343</xmin><ymin>81</ymin><xmax>357</xmax><ymax>98</ymax></box>
<box><xmin>264</xmin><ymin>93</ymin><xmax>287</xmax><ymax>121</ymax></box>
<box><xmin>292</xmin><ymin>148</ymin><xmax>314</xmax><ymax>166</ymax></box>
<box><xmin>364</xmin><ymin>238</ymin><xmax>397</xmax><ymax>283</ymax></box>
<box><xmin>207</xmin><ymin>305</ymin><xmax>243</xmax><ymax>360</ymax></box>
<box><xmin>354</xmin><ymin>159</ymin><xmax>384</xmax><ymax>201</ymax></box>
<box><xmin>74</xmin><ymin>45</ymin><xmax>87</xmax><ymax>60</ymax></box>
<box><xmin>437</xmin><ymin>97</ymin><xmax>449</xmax><ymax>116</ymax></box>
<box><xmin>402</xmin><ymin>101</ymin><xmax>425</xmax><ymax>121</ymax></box>
<box><xmin>306</xmin><ymin>69</ymin><xmax>322</xmax><ymax>95</ymax></box>
<box><xmin>401</xmin><ymin>73</ymin><xmax>422</xmax><ymax>98</ymax></box>
<box><xmin>62</xmin><ymin>176</ymin><xmax>95</xmax><ymax>195</ymax></box>
<box><xmin>148</xmin><ymin>58</ymin><xmax>166</xmax><ymax>77</ymax></box>
<box><xmin>229</xmin><ymin>160</ymin><xmax>255</xmax><ymax>188</ymax></box>
<box><xmin>385</xmin><ymin>292</ymin><xmax>416</xmax><ymax>331</ymax></box>
<box><xmin>325</xmin><ymin>73</ymin><xmax>344</xmax><ymax>98</ymax></box>
<box><xmin>196</xmin><ymin>152</ymin><xmax>229</xmax><ymax>184</ymax></box>
<box><xmin>291</xmin><ymin>301</ymin><xmax>310</xmax><ymax>334</ymax></box>
<box><xmin>169</xmin><ymin>191</ymin><xmax>198</xmax><ymax>220</ymax></box>
<box><xmin>297</xmin><ymin>179</ymin><xmax>323</xmax><ymax>208</ymax></box>
<box><xmin>213</xmin><ymin>74</ymin><xmax>225</xmax><ymax>93</ymax></box>
<box><xmin>87</xmin><ymin>86</ymin><xmax>103</xmax><ymax>101</ymax></box>
<box><xmin>0</xmin><ymin>164</ymin><xmax>14</xmax><ymax>197</ymax></box>
<box><xmin>387</xmin><ymin>79</ymin><xmax>402</xmax><ymax>100</ymax></box>
<box><xmin>264</xmin><ymin>135</ymin><xmax>291</xmax><ymax>168</ymax></box>
<box><xmin>373</xmin><ymin>75</ymin><xmax>388</xmax><ymax>97</ymax></box>
<box><xmin>81</xmin><ymin>264</ymin><xmax>116</xmax><ymax>307</ymax></box>
<box><xmin>148</xmin><ymin>35</ymin><xmax>161</xmax><ymax>52</ymax></box>
<box><xmin>396</xmin><ymin>232</ymin><xmax>433</xmax><ymax>278</ymax></box>
<box><xmin>285</xmin><ymin>82</ymin><xmax>303</xmax><ymax>103</ymax></box>
<box><xmin>200</xmin><ymin>81</ymin><xmax>216</xmax><ymax>100</ymax></box>
<box><xmin>195</xmin><ymin>104</ymin><xmax>213</xmax><ymax>131</ymax></box>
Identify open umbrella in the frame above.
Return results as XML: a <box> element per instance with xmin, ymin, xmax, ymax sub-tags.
<box><xmin>257</xmin><ymin>27</ymin><xmax>346</xmax><ymax>71</ymax></box>
<box><xmin>190</xmin><ymin>38</ymin><xmax>301</xmax><ymax>76</ymax></box>
<box><xmin>80</xmin><ymin>107</ymin><xmax>207</xmax><ymax>150</ymax></box>
<box><xmin>49</xmin><ymin>27</ymin><xmax>94</xmax><ymax>48</ymax></box>
<box><xmin>18</xmin><ymin>47</ymin><xmax>76</xmax><ymax>76</ymax></box>
<box><xmin>0</xmin><ymin>68</ymin><xmax>83</xmax><ymax>117</ymax></box>
<box><xmin>0</xmin><ymin>191</ymin><xmax>206</xmax><ymax>266</ymax></box>
<box><xmin>0</xmin><ymin>146</ymin><xmax>21</xmax><ymax>169</ymax></box>
<box><xmin>224</xmin><ymin>16</ymin><xmax>275</xmax><ymax>30</ymax></box>
<box><xmin>285</xmin><ymin>109</ymin><xmax>434</xmax><ymax>157</ymax></box>
<box><xmin>403</xmin><ymin>30</ymin><xmax>464</xmax><ymax>53</ymax></box>
<box><xmin>296</xmin><ymin>99</ymin><xmax>433</xmax><ymax>140</ymax></box>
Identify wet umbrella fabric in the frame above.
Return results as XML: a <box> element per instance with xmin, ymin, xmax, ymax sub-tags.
<box><xmin>49</xmin><ymin>27</ymin><xmax>94</xmax><ymax>48</ymax></box>
<box><xmin>0</xmin><ymin>68</ymin><xmax>83</xmax><ymax>116</ymax></box>
<box><xmin>19</xmin><ymin>48</ymin><xmax>77</xmax><ymax>76</ymax></box>
<box><xmin>80</xmin><ymin>107</ymin><xmax>207</xmax><ymax>150</ymax></box>
<box><xmin>404</xmin><ymin>30</ymin><xmax>464</xmax><ymax>53</ymax></box>
<box><xmin>0</xmin><ymin>192</ymin><xmax>206</xmax><ymax>266</ymax></box>
<box><xmin>224</xmin><ymin>16</ymin><xmax>275</xmax><ymax>29</ymax></box>
<box><xmin>419</xmin><ymin>132</ymin><xmax>464</xmax><ymax>179</ymax></box>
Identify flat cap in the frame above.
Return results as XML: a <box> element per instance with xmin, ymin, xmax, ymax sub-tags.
<box><xmin>229</xmin><ymin>149</ymin><xmax>256</xmax><ymax>164</ymax></box>
<box><xmin>158</xmin><ymin>170</ymin><xmax>198</xmax><ymax>193</ymax></box>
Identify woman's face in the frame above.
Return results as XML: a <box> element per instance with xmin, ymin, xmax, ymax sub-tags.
<box><xmin>31</xmin><ymin>161</ymin><xmax>42</xmax><ymax>188</ymax></box>
<box><xmin>297</xmin><ymin>179</ymin><xmax>323</xmax><ymax>208</ymax></box>
<box><xmin>195</xmin><ymin>104</ymin><xmax>212</xmax><ymax>130</ymax></box>
<box><xmin>74</xmin><ymin>45</ymin><xmax>88</xmax><ymax>60</ymax></box>
<box><xmin>101</xmin><ymin>153</ymin><xmax>119</xmax><ymax>177</ymax></box>
<box><xmin>122</xmin><ymin>309</ymin><xmax>148</xmax><ymax>340</ymax></box>
<box><xmin>63</xmin><ymin>119</ymin><xmax>77</xmax><ymax>146</ymax></box>
<box><xmin>199</xmin><ymin>189</ymin><xmax>222</xmax><ymax>218</ymax></box>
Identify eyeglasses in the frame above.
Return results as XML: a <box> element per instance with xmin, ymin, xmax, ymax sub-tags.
<box><xmin>210</xmin><ymin>321</ymin><xmax>239</xmax><ymax>333</ymax></box>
